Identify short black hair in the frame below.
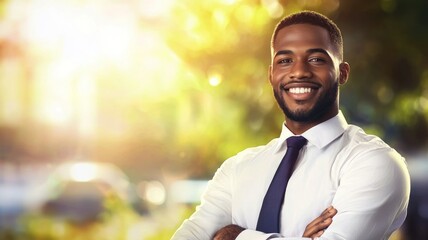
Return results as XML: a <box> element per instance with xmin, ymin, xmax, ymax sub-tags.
<box><xmin>271</xmin><ymin>11</ymin><xmax>344</xmax><ymax>61</ymax></box>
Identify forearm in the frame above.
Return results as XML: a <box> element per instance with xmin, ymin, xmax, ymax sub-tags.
<box><xmin>213</xmin><ymin>226</ymin><xmax>284</xmax><ymax>240</ymax></box>
<box><xmin>240</xmin><ymin>207</ymin><xmax>335</xmax><ymax>240</ymax></box>
<box><xmin>172</xmin><ymin>189</ymin><xmax>233</xmax><ymax>239</ymax></box>
<box><xmin>172</xmin><ymin>159</ymin><xmax>236</xmax><ymax>239</ymax></box>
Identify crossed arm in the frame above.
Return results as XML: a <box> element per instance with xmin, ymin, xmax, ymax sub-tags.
<box><xmin>172</xmin><ymin>148</ymin><xmax>410</xmax><ymax>240</ymax></box>
<box><xmin>213</xmin><ymin>206</ymin><xmax>338</xmax><ymax>240</ymax></box>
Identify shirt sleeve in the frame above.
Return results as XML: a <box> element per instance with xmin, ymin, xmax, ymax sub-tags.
<box><xmin>236</xmin><ymin>229</ymin><xmax>311</xmax><ymax>240</ymax></box>
<box><xmin>236</xmin><ymin>146</ymin><xmax>410</xmax><ymax>240</ymax></box>
<box><xmin>321</xmin><ymin>147</ymin><xmax>411</xmax><ymax>240</ymax></box>
<box><xmin>171</xmin><ymin>157</ymin><xmax>235</xmax><ymax>240</ymax></box>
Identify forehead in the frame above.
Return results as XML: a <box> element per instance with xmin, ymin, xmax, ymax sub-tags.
<box><xmin>273</xmin><ymin>23</ymin><xmax>334</xmax><ymax>53</ymax></box>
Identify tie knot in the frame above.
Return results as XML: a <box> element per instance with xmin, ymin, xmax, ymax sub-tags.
<box><xmin>286</xmin><ymin>136</ymin><xmax>307</xmax><ymax>150</ymax></box>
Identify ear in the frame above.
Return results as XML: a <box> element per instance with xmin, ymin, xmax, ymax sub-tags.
<box><xmin>339</xmin><ymin>62</ymin><xmax>350</xmax><ymax>85</ymax></box>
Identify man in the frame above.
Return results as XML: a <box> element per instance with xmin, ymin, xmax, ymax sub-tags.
<box><xmin>171</xmin><ymin>11</ymin><xmax>410</xmax><ymax>240</ymax></box>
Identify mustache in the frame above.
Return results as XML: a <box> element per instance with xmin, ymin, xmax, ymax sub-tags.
<box><xmin>280</xmin><ymin>80</ymin><xmax>322</xmax><ymax>90</ymax></box>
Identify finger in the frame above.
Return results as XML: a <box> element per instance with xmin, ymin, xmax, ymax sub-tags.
<box><xmin>311</xmin><ymin>230</ymin><xmax>324</xmax><ymax>238</ymax></box>
<box><xmin>321</xmin><ymin>206</ymin><xmax>333</xmax><ymax>215</ymax></box>
<box><xmin>322</xmin><ymin>207</ymin><xmax>337</xmax><ymax>218</ymax></box>
<box><xmin>314</xmin><ymin>217</ymin><xmax>333</xmax><ymax>231</ymax></box>
<box><xmin>318</xmin><ymin>207</ymin><xmax>337</xmax><ymax>223</ymax></box>
<box><xmin>310</xmin><ymin>218</ymin><xmax>334</xmax><ymax>238</ymax></box>
<box><xmin>327</xmin><ymin>207</ymin><xmax>338</xmax><ymax>216</ymax></box>
<box><xmin>305</xmin><ymin>217</ymin><xmax>333</xmax><ymax>236</ymax></box>
<box><xmin>321</xmin><ymin>217</ymin><xmax>333</xmax><ymax>226</ymax></box>
<box><xmin>305</xmin><ymin>217</ymin><xmax>324</xmax><ymax>229</ymax></box>
<box><xmin>307</xmin><ymin>208</ymin><xmax>337</xmax><ymax>229</ymax></box>
<box><xmin>303</xmin><ymin>207</ymin><xmax>338</xmax><ymax>237</ymax></box>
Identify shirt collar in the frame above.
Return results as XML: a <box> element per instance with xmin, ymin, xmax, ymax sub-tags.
<box><xmin>274</xmin><ymin>111</ymin><xmax>348</xmax><ymax>152</ymax></box>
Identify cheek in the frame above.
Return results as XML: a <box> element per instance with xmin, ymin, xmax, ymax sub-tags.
<box><xmin>269</xmin><ymin>75</ymin><xmax>279</xmax><ymax>87</ymax></box>
<box><xmin>320</xmin><ymin>71</ymin><xmax>338</xmax><ymax>86</ymax></box>
<box><xmin>270</xmin><ymin>70</ymin><xmax>287</xmax><ymax>85</ymax></box>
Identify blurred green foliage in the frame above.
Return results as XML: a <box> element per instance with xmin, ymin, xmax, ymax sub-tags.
<box><xmin>144</xmin><ymin>205</ymin><xmax>195</xmax><ymax>240</ymax></box>
<box><xmin>337</xmin><ymin>0</ymin><xmax>428</xmax><ymax>150</ymax></box>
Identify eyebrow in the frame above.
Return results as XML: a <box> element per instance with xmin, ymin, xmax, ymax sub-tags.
<box><xmin>274</xmin><ymin>48</ymin><xmax>330</xmax><ymax>58</ymax></box>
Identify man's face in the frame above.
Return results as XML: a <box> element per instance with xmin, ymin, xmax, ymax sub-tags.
<box><xmin>270</xmin><ymin>23</ymin><xmax>345</xmax><ymax>123</ymax></box>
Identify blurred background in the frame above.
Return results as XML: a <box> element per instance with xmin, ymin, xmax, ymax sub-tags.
<box><xmin>0</xmin><ymin>0</ymin><xmax>427</xmax><ymax>239</ymax></box>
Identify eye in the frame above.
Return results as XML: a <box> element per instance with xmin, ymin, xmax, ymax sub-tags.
<box><xmin>308</xmin><ymin>57</ymin><xmax>326</xmax><ymax>63</ymax></box>
<box><xmin>277</xmin><ymin>58</ymin><xmax>293</xmax><ymax>64</ymax></box>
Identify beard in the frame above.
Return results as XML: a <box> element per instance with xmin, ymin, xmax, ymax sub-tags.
<box><xmin>273</xmin><ymin>81</ymin><xmax>339</xmax><ymax>122</ymax></box>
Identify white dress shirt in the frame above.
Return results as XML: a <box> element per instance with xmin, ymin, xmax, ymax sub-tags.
<box><xmin>171</xmin><ymin>112</ymin><xmax>411</xmax><ymax>240</ymax></box>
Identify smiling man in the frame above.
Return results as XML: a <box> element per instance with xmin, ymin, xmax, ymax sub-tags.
<box><xmin>270</xmin><ymin>22</ymin><xmax>348</xmax><ymax>134</ymax></box>
<box><xmin>172</xmin><ymin>11</ymin><xmax>410</xmax><ymax>240</ymax></box>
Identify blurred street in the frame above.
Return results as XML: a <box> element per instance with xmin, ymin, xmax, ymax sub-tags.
<box><xmin>0</xmin><ymin>161</ymin><xmax>201</xmax><ymax>240</ymax></box>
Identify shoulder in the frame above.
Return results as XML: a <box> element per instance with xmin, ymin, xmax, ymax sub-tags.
<box><xmin>340</xmin><ymin>125</ymin><xmax>402</xmax><ymax>161</ymax></box>
<box><xmin>211</xmin><ymin>138</ymin><xmax>279</xmax><ymax>183</ymax></box>
<box><xmin>220</xmin><ymin>138</ymin><xmax>279</xmax><ymax>168</ymax></box>
<box><xmin>338</xmin><ymin>124</ymin><xmax>409</xmax><ymax>184</ymax></box>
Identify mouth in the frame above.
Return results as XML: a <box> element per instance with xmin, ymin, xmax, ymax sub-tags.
<box><xmin>288</xmin><ymin>87</ymin><xmax>313</xmax><ymax>94</ymax></box>
<box><xmin>282</xmin><ymin>82</ymin><xmax>321</xmax><ymax>101</ymax></box>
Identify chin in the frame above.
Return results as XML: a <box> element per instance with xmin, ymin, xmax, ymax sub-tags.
<box><xmin>284</xmin><ymin>107</ymin><xmax>326</xmax><ymax>122</ymax></box>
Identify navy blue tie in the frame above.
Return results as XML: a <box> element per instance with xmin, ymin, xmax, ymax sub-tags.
<box><xmin>256</xmin><ymin>136</ymin><xmax>307</xmax><ymax>233</ymax></box>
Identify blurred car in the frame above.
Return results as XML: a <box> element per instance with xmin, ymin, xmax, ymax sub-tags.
<box><xmin>0</xmin><ymin>163</ymin><xmax>50</xmax><ymax>229</ymax></box>
<box><xmin>38</xmin><ymin>161</ymin><xmax>146</xmax><ymax>223</ymax></box>
<box><xmin>0</xmin><ymin>178</ymin><xmax>30</xmax><ymax>228</ymax></box>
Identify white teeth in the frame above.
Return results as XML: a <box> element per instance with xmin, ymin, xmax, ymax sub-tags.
<box><xmin>289</xmin><ymin>87</ymin><xmax>312</xmax><ymax>94</ymax></box>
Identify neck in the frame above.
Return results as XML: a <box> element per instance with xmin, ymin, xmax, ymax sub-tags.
<box><xmin>284</xmin><ymin>108</ymin><xmax>339</xmax><ymax>135</ymax></box>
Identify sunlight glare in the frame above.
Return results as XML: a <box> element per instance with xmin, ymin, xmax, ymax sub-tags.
<box><xmin>145</xmin><ymin>181</ymin><xmax>166</xmax><ymax>205</ymax></box>
<box><xmin>209</xmin><ymin>74</ymin><xmax>222</xmax><ymax>87</ymax></box>
<box><xmin>69</xmin><ymin>162</ymin><xmax>98</xmax><ymax>182</ymax></box>
<box><xmin>33</xmin><ymin>70</ymin><xmax>73</xmax><ymax>126</ymax></box>
<box><xmin>137</xmin><ymin>0</ymin><xmax>175</xmax><ymax>18</ymax></box>
<box><xmin>17</xmin><ymin>1</ymin><xmax>138</xmax><ymax>128</ymax></box>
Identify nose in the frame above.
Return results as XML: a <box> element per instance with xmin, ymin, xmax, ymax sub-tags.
<box><xmin>289</xmin><ymin>60</ymin><xmax>311</xmax><ymax>79</ymax></box>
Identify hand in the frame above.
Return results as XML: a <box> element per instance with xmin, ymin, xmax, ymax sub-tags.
<box><xmin>303</xmin><ymin>206</ymin><xmax>337</xmax><ymax>239</ymax></box>
<box><xmin>213</xmin><ymin>224</ymin><xmax>245</xmax><ymax>240</ymax></box>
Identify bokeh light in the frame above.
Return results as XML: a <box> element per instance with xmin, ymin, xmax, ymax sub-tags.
<box><xmin>69</xmin><ymin>162</ymin><xmax>98</xmax><ymax>182</ymax></box>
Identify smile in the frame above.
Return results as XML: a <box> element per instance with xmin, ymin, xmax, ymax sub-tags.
<box><xmin>283</xmin><ymin>84</ymin><xmax>320</xmax><ymax>101</ymax></box>
<box><xmin>288</xmin><ymin>87</ymin><xmax>313</xmax><ymax>94</ymax></box>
